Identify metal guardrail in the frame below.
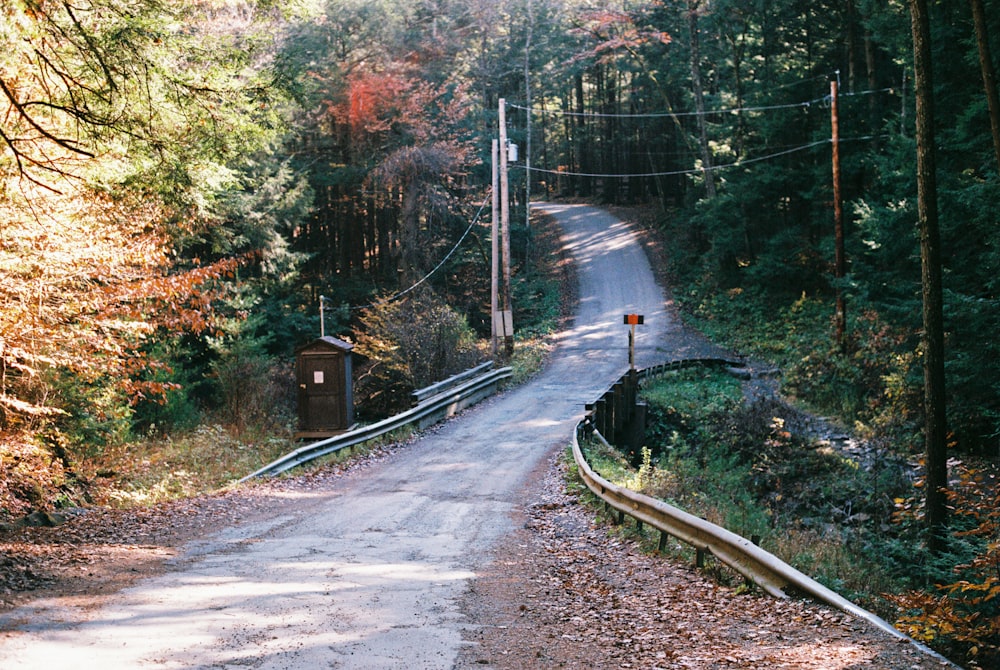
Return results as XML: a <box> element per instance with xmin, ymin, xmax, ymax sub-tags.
<box><xmin>239</xmin><ymin>363</ymin><xmax>511</xmax><ymax>482</ymax></box>
<box><xmin>411</xmin><ymin>360</ymin><xmax>495</xmax><ymax>405</ymax></box>
<box><xmin>571</xmin><ymin>362</ymin><xmax>956</xmax><ymax>667</ymax></box>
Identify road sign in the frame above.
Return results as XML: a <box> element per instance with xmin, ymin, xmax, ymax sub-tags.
<box><xmin>623</xmin><ymin>314</ymin><xmax>644</xmax><ymax>325</ymax></box>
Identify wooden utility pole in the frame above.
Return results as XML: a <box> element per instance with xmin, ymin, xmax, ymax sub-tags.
<box><xmin>491</xmin><ymin>139</ymin><xmax>500</xmax><ymax>358</ymax></box>
<box><xmin>831</xmin><ymin>79</ymin><xmax>846</xmax><ymax>350</ymax></box>
<box><xmin>497</xmin><ymin>99</ymin><xmax>513</xmax><ymax>355</ymax></box>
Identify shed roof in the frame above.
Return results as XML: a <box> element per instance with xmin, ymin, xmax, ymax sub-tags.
<box><xmin>296</xmin><ymin>335</ymin><xmax>355</xmax><ymax>354</ymax></box>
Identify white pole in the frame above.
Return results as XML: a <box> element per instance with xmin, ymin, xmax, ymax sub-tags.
<box><xmin>319</xmin><ymin>295</ymin><xmax>326</xmax><ymax>338</ymax></box>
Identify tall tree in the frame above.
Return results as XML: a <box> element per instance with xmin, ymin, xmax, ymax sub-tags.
<box><xmin>969</xmin><ymin>0</ymin><xmax>1000</xmax><ymax>173</ymax></box>
<box><xmin>908</xmin><ymin>0</ymin><xmax>949</xmax><ymax>549</ymax></box>
<box><xmin>687</xmin><ymin>0</ymin><xmax>715</xmax><ymax>198</ymax></box>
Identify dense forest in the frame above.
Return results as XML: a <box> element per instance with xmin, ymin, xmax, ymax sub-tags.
<box><xmin>2</xmin><ymin>0</ymin><xmax>999</xmax><ymax>662</ymax></box>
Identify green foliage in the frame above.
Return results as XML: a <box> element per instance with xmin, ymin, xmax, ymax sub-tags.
<box><xmin>592</xmin><ymin>366</ymin><xmax>917</xmax><ymax>616</ymax></box>
<box><xmin>512</xmin><ymin>264</ymin><xmax>563</xmax><ymax>339</ymax></box>
<box><xmin>45</xmin><ymin>369</ymin><xmax>133</xmax><ymax>457</ymax></box>
<box><xmin>210</xmin><ymin>346</ymin><xmax>295</xmax><ymax>437</ymax></box>
<box><xmin>352</xmin><ymin>290</ymin><xmax>482</xmax><ymax>419</ymax></box>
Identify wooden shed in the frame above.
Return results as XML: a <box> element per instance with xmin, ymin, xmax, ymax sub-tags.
<box><xmin>295</xmin><ymin>336</ymin><xmax>354</xmax><ymax>438</ymax></box>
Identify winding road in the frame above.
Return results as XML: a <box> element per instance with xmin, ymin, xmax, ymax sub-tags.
<box><xmin>0</xmin><ymin>204</ymin><xmax>676</xmax><ymax>668</ymax></box>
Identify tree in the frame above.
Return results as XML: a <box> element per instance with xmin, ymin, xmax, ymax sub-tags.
<box><xmin>0</xmin><ymin>0</ymin><xmax>298</xmax><ymax>436</ymax></box>
<box><xmin>687</xmin><ymin>0</ymin><xmax>715</xmax><ymax>198</ymax></box>
<box><xmin>908</xmin><ymin>0</ymin><xmax>948</xmax><ymax>549</ymax></box>
<box><xmin>969</xmin><ymin>0</ymin><xmax>1000</xmax><ymax>173</ymax></box>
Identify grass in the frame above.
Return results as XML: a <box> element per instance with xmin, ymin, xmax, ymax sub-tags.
<box><xmin>87</xmin><ymin>424</ymin><xmax>297</xmax><ymax>507</ymax></box>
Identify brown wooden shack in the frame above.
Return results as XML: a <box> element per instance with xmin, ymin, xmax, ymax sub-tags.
<box><xmin>295</xmin><ymin>336</ymin><xmax>354</xmax><ymax>437</ymax></box>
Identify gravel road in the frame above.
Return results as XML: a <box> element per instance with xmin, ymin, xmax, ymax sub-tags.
<box><xmin>0</xmin><ymin>203</ymin><xmax>674</xmax><ymax>668</ymax></box>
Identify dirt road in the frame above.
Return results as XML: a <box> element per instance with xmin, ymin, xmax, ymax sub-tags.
<box><xmin>0</xmin><ymin>203</ymin><xmax>673</xmax><ymax>668</ymax></box>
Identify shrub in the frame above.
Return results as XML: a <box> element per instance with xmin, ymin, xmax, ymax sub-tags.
<box><xmin>352</xmin><ymin>289</ymin><xmax>481</xmax><ymax>419</ymax></box>
<box><xmin>212</xmin><ymin>349</ymin><xmax>295</xmax><ymax>435</ymax></box>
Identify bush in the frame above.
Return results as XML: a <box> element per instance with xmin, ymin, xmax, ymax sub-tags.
<box><xmin>212</xmin><ymin>349</ymin><xmax>295</xmax><ymax>435</ymax></box>
<box><xmin>352</xmin><ymin>289</ymin><xmax>482</xmax><ymax>419</ymax></box>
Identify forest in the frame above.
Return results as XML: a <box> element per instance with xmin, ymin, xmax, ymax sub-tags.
<box><xmin>2</xmin><ymin>0</ymin><xmax>999</xmax><ymax>663</ymax></box>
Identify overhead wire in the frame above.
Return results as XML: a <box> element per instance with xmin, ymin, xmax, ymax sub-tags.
<box><xmin>506</xmin><ymin>86</ymin><xmax>893</xmax><ymax>180</ymax></box>
<box><xmin>507</xmin><ymin>97</ymin><xmax>825</xmax><ymax>118</ymax></box>
<box><xmin>519</xmin><ymin>139</ymin><xmax>831</xmax><ymax>179</ymax></box>
<box><xmin>506</xmin><ymin>86</ymin><xmax>894</xmax><ymax>120</ymax></box>
<box><xmin>349</xmin><ymin>191</ymin><xmax>492</xmax><ymax>311</ymax></box>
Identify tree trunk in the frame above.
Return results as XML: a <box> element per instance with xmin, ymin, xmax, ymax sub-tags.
<box><xmin>688</xmin><ymin>0</ymin><xmax>716</xmax><ymax>199</ymax></box>
<box><xmin>574</xmin><ymin>73</ymin><xmax>592</xmax><ymax>197</ymax></box>
<box><xmin>909</xmin><ymin>0</ymin><xmax>949</xmax><ymax>552</ymax></box>
<box><xmin>970</xmin><ymin>0</ymin><xmax>1000</xmax><ymax>173</ymax></box>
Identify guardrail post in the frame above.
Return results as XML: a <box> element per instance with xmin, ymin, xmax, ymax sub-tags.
<box><xmin>595</xmin><ymin>397</ymin><xmax>608</xmax><ymax>439</ymax></box>
<box><xmin>612</xmin><ymin>382</ymin><xmax>624</xmax><ymax>443</ymax></box>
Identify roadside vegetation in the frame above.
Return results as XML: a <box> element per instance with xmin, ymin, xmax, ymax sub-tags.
<box><xmin>668</xmin><ymin>277</ymin><xmax>1000</xmax><ymax>668</ymax></box>
<box><xmin>2</xmin><ymin>1</ymin><xmax>998</xmax><ymax>664</ymax></box>
<box><xmin>583</xmin><ymin>352</ymin><xmax>999</xmax><ymax>668</ymax></box>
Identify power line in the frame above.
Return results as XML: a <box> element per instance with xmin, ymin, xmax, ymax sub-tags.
<box><xmin>350</xmin><ymin>192</ymin><xmax>491</xmax><ymax>311</ymax></box>
<box><xmin>508</xmin><ymin>97</ymin><xmax>824</xmax><ymax>119</ymax></box>
<box><xmin>520</xmin><ymin>139</ymin><xmax>830</xmax><ymax>179</ymax></box>
<box><xmin>507</xmin><ymin>87</ymin><xmax>895</xmax><ymax>121</ymax></box>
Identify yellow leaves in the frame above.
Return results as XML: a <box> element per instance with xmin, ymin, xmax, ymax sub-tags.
<box><xmin>0</xmin><ymin>175</ymin><xmax>248</xmax><ymax>419</ymax></box>
<box><xmin>0</xmin><ymin>394</ymin><xmax>68</xmax><ymax>417</ymax></box>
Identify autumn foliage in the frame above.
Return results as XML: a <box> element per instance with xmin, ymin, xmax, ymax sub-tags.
<box><xmin>889</xmin><ymin>462</ymin><xmax>1000</xmax><ymax>666</ymax></box>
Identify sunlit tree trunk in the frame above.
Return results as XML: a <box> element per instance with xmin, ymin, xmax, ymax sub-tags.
<box><xmin>688</xmin><ymin>0</ymin><xmax>715</xmax><ymax>198</ymax></box>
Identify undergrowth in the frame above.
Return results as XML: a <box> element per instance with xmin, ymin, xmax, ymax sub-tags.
<box><xmin>580</xmin><ymin>368</ymin><xmax>913</xmax><ymax>619</ymax></box>
<box><xmin>579</xmin><ymin>364</ymin><xmax>999</xmax><ymax>667</ymax></box>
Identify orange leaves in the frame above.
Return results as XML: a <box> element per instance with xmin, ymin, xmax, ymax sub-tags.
<box><xmin>0</xmin><ymin>178</ymin><xmax>247</xmax><ymax>419</ymax></box>
<box><xmin>888</xmin><ymin>460</ymin><xmax>1000</xmax><ymax>664</ymax></box>
<box><xmin>889</xmin><ymin>589</ymin><xmax>992</xmax><ymax>647</ymax></box>
<box><xmin>572</xmin><ymin>8</ymin><xmax>672</xmax><ymax>64</ymax></box>
<box><xmin>107</xmin><ymin>255</ymin><xmax>244</xmax><ymax>336</ymax></box>
<box><xmin>322</xmin><ymin>65</ymin><xmax>449</xmax><ymax>150</ymax></box>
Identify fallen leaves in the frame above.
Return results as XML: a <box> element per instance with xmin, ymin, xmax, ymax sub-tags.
<box><xmin>456</xmin><ymin>453</ymin><xmax>954</xmax><ymax>669</ymax></box>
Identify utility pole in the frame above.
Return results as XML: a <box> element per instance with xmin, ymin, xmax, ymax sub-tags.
<box><xmin>498</xmin><ymin>98</ymin><xmax>513</xmax><ymax>355</ymax></box>
<box><xmin>491</xmin><ymin>139</ymin><xmax>500</xmax><ymax>358</ymax></box>
<box><xmin>831</xmin><ymin>78</ymin><xmax>846</xmax><ymax>350</ymax></box>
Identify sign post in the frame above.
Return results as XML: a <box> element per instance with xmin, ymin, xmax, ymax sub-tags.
<box><xmin>623</xmin><ymin>314</ymin><xmax>644</xmax><ymax>370</ymax></box>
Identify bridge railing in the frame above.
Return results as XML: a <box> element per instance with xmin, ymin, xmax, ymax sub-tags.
<box><xmin>571</xmin><ymin>359</ymin><xmax>953</xmax><ymax>665</ymax></box>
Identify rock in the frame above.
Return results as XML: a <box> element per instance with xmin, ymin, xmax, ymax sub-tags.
<box><xmin>19</xmin><ymin>510</ymin><xmax>68</xmax><ymax>527</ymax></box>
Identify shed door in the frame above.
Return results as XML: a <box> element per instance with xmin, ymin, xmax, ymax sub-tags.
<box><xmin>299</xmin><ymin>354</ymin><xmax>345</xmax><ymax>431</ymax></box>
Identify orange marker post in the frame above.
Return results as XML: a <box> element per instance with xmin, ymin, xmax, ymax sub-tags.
<box><xmin>623</xmin><ymin>314</ymin><xmax>644</xmax><ymax>370</ymax></box>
